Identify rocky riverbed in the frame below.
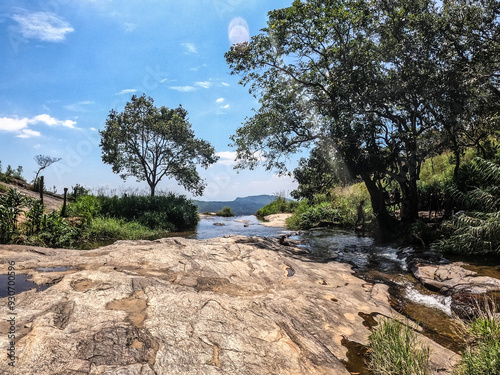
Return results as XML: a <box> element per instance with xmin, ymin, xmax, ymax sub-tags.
<box><xmin>0</xmin><ymin>235</ymin><xmax>458</xmax><ymax>374</ymax></box>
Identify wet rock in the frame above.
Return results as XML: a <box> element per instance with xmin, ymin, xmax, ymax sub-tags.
<box><xmin>0</xmin><ymin>236</ymin><xmax>457</xmax><ymax>374</ymax></box>
<box><xmin>411</xmin><ymin>262</ymin><xmax>500</xmax><ymax>295</ymax></box>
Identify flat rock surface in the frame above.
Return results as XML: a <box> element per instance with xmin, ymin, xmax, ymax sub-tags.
<box><xmin>412</xmin><ymin>262</ymin><xmax>500</xmax><ymax>294</ymax></box>
<box><xmin>1</xmin><ymin>236</ymin><xmax>457</xmax><ymax>374</ymax></box>
<box><xmin>260</xmin><ymin>213</ymin><xmax>293</xmax><ymax>227</ymax></box>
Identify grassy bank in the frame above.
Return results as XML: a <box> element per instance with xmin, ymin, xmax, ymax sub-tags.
<box><xmin>0</xmin><ymin>189</ymin><xmax>199</xmax><ymax>248</ymax></box>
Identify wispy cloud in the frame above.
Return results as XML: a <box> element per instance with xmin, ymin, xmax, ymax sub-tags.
<box><xmin>216</xmin><ymin>98</ymin><xmax>225</xmax><ymax>103</ymax></box>
<box><xmin>195</xmin><ymin>81</ymin><xmax>211</xmax><ymax>89</ymax></box>
<box><xmin>65</xmin><ymin>101</ymin><xmax>94</xmax><ymax>112</ymax></box>
<box><xmin>169</xmin><ymin>86</ymin><xmax>196</xmax><ymax>92</ymax></box>
<box><xmin>181</xmin><ymin>42</ymin><xmax>197</xmax><ymax>54</ymax></box>
<box><xmin>116</xmin><ymin>89</ymin><xmax>138</xmax><ymax>95</ymax></box>
<box><xmin>12</xmin><ymin>11</ymin><xmax>74</xmax><ymax>42</ymax></box>
<box><xmin>221</xmin><ymin>82</ymin><xmax>230</xmax><ymax>87</ymax></box>
<box><xmin>0</xmin><ymin>114</ymin><xmax>77</xmax><ymax>138</ymax></box>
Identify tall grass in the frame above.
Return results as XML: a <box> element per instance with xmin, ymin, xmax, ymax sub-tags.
<box><xmin>368</xmin><ymin>318</ymin><xmax>430</xmax><ymax>375</ymax></box>
<box><xmin>454</xmin><ymin>300</ymin><xmax>500</xmax><ymax>375</ymax></box>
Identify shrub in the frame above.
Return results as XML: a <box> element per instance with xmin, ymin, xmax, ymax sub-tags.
<box><xmin>216</xmin><ymin>206</ymin><xmax>235</xmax><ymax>217</ymax></box>
<box><xmin>454</xmin><ymin>300</ymin><xmax>500</xmax><ymax>375</ymax></box>
<box><xmin>368</xmin><ymin>318</ymin><xmax>430</xmax><ymax>375</ymax></box>
<box><xmin>97</xmin><ymin>193</ymin><xmax>198</xmax><ymax>231</ymax></box>
<box><xmin>256</xmin><ymin>196</ymin><xmax>297</xmax><ymax>217</ymax></box>
<box><xmin>81</xmin><ymin>217</ymin><xmax>171</xmax><ymax>243</ymax></box>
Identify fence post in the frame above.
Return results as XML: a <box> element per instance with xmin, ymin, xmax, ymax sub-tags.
<box><xmin>61</xmin><ymin>187</ymin><xmax>68</xmax><ymax>217</ymax></box>
<box><xmin>39</xmin><ymin>176</ymin><xmax>44</xmax><ymax>205</ymax></box>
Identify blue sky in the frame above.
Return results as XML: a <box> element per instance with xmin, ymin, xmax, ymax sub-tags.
<box><xmin>0</xmin><ymin>0</ymin><xmax>299</xmax><ymax>201</ymax></box>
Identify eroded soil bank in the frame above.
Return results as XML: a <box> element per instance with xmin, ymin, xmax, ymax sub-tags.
<box><xmin>0</xmin><ymin>236</ymin><xmax>457</xmax><ymax>374</ymax></box>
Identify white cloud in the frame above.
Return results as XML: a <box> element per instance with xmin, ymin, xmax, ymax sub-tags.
<box><xmin>116</xmin><ymin>89</ymin><xmax>138</xmax><ymax>95</ymax></box>
<box><xmin>169</xmin><ymin>86</ymin><xmax>196</xmax><ymax>92</ymax></box>
<box><xmin>17</xmin><ymin>129</ymin><xmax>41</xmax><ymax>138</ymax></box>
<box><xmin>181</xmin><ymin>42</ymin><xmax>197</xmax><ymax>54</ymax></box>
<box><xmin>0</xmin><ymin>114</ymin><xmax>77</xmax><ymax>138</ymax></box>
<box><xmin>215</xmin><ymin>151</ymin><xmax>238</xmax><ymax>166</ymax></box>
<box><xmin>12</xmin><ymin>12</ymin><xmax>74</xmax><ymax>42</ymax></box>
<box><xmin>221</xmin><ymin>82</ymin><xmax>230</xmax><ymax>87</ymax></box>
<box><xmin>223</xmin><ymin>104</ymin><xmax>230</xmax><ymax>109</ymax></box>
<box><xmin>216</xmin><ymin>98</ymin><xmax>225</xmax><ymax>103</ymax></box>
<box><xmin>89</xmin><ymin>127</ymin><xmax>97</xmax><ymax>131</ymax></box>
<box><xmin>0</xmin><ymin>117</ymin><xmax>30</xmax><ymax>132</ymax></box>
<box><xmin>195</xmin><ymin>81</ymin><xmax>211</xmax><ymax>89</ymax></box>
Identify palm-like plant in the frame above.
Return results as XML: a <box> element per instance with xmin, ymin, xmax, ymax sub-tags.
<box><xmin>434</xmin><ymin>157</ymin><xmax>500</xmax><ymax>255</ymax></box>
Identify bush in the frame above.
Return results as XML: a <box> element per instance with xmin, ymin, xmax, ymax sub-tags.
<box><xmin>368</xmin><ymin>318</ymin><xmax>430</xmax><ymax>375</ymax></box>
<box><xmin>286</xmin><ymin>182</ymin><xmax>371</xmax><ymax>230</ymax></box>
<box><xmin>97</xmin><ymin>193</ymin><xmax>199</xmax><ymax>231</ymax></box>
<box><xmin>454</xmin><ymin>300</ymin><xmax>500</xmax><ymax>375</ymax></box>
<box><xmin>216</xmin><ymin>206</ymin><xmax>235</xmax><ymax>217</ymax></box>
<box><xmin>81</xmin><ymin>217</ymin><xmax>171</xmax><ymax>242</ymax></box>
<box><xmin>256</xmin><ymin>196</ymin><xmax>297</xmax><ymax>217</ymax></box>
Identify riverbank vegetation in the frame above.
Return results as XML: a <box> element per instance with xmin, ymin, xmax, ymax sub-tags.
<box><xmin>228</xmin><ymin>0</ymin><xmax>500</xmax><ymax>245</ymax></box>
<box><xmin>454</xmin><ymin>300</ymin><xmax>500</xmax><ymax>375</ymax></box>
<box><xmin>368</xmin><ymin>318</ymin><xmax>430</xmax><ymax>375</ymax></box>
<box><xmin>0</xmin><ymin>184</ymin><xmax>198</xmax><ymax>248</ymax></box>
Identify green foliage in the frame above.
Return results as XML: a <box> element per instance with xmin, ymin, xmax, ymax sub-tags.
<box><xmin>26</xmin><ymin>212</ymin><xmax>77</xmax><ymax>248</ymax></box>
<box><xmin>256</xmin><ymin>196</ymin><xmax>297</xmax><ymax>217</ymax></box>
<box><xmin>433</xmin><ymin>156</ymin><xmax>500</xmax><ymax>255</ymax></box>
<box><xmin>368</xmin><ymin>318</ymin><xmax>430</xmax><ymax>375</ymax></box>
<box><xmin>97</xmin><ymin>193</ymin><xmax>199</xmax><ymax>231</ymax></box>
<box><xmin>0</xmin><ymin>188</ymin><xmax>27</xmax><ymax>243</ymax></box>
<box><xmin>286</xmin><ymin>182</ymin><xmax>371</xmax><ymax>230</ymax></box>
<box><xmin>66</xmin><ymin>195</ymin><xmax>101</xmax><ymax>225</ymax></box>
<box><xmin>291</xmin><ymin>144</ymin><xmax>353</xmax><ymax>200</ymax></box>
<box><xmin>226</xmin><ymin>0</ymin><xmax>500</xmax><ymax>223</ymax></box>
<box><xmin>454</xmin><ymin>301</ymin><xmax>500</xmax><ymax>375</ymax></box>
<box><xmin>81</xmin><ymin>217</ymin><xmax>171</xmax><ymax>243</ymax></box>
<box><xmin>216</xmin><ymin>206</ymin><xmax>235</xmax><ymax>217</ymax></box>
<box><xmin>71</xmin><ymin>184</ymin><xmax>89</xmax><ymax>199</ymax></box>
<box><xmin>100</xmin><ymin>94</ymin><xmax>219</xmax><ymax>196</ymax></box>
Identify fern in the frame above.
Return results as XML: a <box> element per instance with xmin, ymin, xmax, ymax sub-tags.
<box><xmin>434</xmin><ymin>155</ymin><xmax>500</xmax><ymax>255</ymax></box>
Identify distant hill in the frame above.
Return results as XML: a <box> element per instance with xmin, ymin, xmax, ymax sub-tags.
<box><xmin>195</xmin><ymin>195</ymin><xmax>276</xmax><ymax>216</ymax></box>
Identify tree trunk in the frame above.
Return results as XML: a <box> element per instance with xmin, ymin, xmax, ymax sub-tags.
<box><xmin>361</xmin><ymin>174</ymin><xmax>396</xmax><ymax>240</ymax></box>
<box><xmin>150</xmin><ymin>183</ymin><xmax>156</xmax><ymax>197</ymax></box>
<box><xmin>399</xmin><ymin>179</ymin><xmax>419</xmax><ymax>222</ymax></box>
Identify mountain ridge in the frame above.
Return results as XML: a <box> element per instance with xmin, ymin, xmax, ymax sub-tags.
<box><xmin>194</xmin><ymin>194</ymin><xmax>276</xmax><ymax>216</ymax></box>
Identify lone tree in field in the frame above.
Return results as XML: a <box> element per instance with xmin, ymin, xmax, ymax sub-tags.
<box><xmin>99</xmin><ymin>94</ymin><xmax>219</xmax><ymax>197</ymax></box>
<box><xmin>33</xmin><ymin>155</ymin><xmax>61</xmax><ymax>192</ymax></box>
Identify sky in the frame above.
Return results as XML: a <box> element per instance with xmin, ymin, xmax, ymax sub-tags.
<box><xmin>0</xmin><ymin>0</ymin><xmax>300</xmax><ymax>201</ymax></box>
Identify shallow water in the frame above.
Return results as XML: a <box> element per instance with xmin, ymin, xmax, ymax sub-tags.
<box><xmin>189</xmin><ymin>215</ymin><xmax>294</xmax><ymax>239</ymax></box>
<box><xmin>0</xmin><ymin>274</ymin><xmax>50</xmax><ymax>298</ymax></box>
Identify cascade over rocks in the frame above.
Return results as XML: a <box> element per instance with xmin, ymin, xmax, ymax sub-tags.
<box><xmin>1</xmin><ymin>236</ymin><xmax>457</xmax><ymax>374</ymax></box>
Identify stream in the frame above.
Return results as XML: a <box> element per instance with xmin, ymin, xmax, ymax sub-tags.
<box><xmin>191</xmin><ymin>215</ymin><xmax>500</xmax><ymax>374</ymax></box>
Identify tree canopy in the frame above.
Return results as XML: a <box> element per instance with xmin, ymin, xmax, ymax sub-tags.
<box><xmin>226</xmin><ymin>0</ymin><xmax>499</xmax><ymax>229</ymax></box>
<box><xmin>100</xmin><ymin>94</ymin><xmax>219</xmax><ymax>197</ymax></box>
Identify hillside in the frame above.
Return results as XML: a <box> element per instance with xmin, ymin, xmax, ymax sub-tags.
<box><xmin>195</xmin><ymin>195</ymin><xmax>276</xmax><ymax>216</ymax></box>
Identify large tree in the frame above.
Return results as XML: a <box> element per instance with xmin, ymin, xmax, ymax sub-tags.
<box><xmin>226</xmin><ymin>0</ymin><xmax>499</xmax><ymax>229</ymax></box>
<box><xmin>100</xmin><ymin>94</ymin><xmax>219</xmax><ymax>197</ymax></box>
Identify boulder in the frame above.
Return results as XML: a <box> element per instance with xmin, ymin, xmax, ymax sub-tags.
<box><xmin>0</xmin><ymin>236</ymin><xmax>457</xmax><ymax>374</ymax></box>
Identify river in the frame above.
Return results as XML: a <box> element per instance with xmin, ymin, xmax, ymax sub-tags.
<box><xmin>190</xmin><ymin>215</ymin><xmax>500</xmax><ymax>373</ymax></box>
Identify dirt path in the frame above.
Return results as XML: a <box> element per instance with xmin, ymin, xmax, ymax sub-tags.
<box><xmin>1</xmin><ymin>182</ymin><xmax>64</xmax><ymax>212</ymax></box>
